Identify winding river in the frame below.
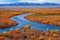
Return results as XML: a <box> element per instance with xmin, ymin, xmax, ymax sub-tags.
<box><xmin>0</xmin><ymin>13</ymin><xmax>60</xmax><ymax>33</ymax></box>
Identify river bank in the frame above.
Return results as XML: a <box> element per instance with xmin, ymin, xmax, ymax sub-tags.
<box><xmin>0</xmin><ymin>25</ymin><xmax>60</xmax><ymax>40</ymax></box>
<box><xmin>25</xmin><ymin>13</ymin><xmax>60</xmax><ymax>26</ymax></box>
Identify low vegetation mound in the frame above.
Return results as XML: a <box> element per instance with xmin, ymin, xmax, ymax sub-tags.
<box><xmin>25</xmin><ymin>13</ymin><xmax>60</xmax><ymax>26</ymax></box>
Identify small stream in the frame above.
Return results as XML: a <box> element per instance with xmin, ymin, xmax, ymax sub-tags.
<box><xmin>0</xmin><ymin>13</ymin><xmax>60</xmax><ymax>33</ymax></box>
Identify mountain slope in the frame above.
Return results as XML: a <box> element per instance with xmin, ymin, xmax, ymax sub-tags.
<box><xmin>0</xmin><ymin>2</ymin><xmax>60</xmax><ymax>6</ymax></box>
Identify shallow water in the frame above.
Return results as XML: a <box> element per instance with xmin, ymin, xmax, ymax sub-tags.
<box><xmin>0</xmin><ymin>13</ymin><xmax>60</xmax><ymax>33</ymax></box>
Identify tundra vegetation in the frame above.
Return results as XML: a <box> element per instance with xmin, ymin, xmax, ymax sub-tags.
<box><xmin>25</xmin><ymin>9</ymin><xmax>60</xmax><ymax>26</ymax></box>
<box><xmin>0</xmin><ymin>25</ymin><xmax>60</xmax><ymax>40</ymax></box>
<box><xmin>0</xmin><ymin>7</ymin><xmax>60</xmax><ymax>28</ymax></box>
<box><xmin>0</xmin><ymin>7</ymin><xmax>60</xmax><ymax>40</ymax></box>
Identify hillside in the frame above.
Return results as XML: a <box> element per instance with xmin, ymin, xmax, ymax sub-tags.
<box><xmin>0</xmin><ymin>2</ymin><xmax>60</xmax><ymax>6</ymax></box>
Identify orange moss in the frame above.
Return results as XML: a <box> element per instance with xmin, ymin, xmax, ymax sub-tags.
<box><xmin>53</xmin><ymin>34</ymin><xmax>59</xmax><ymax>37</ymax></box>
<box><xmin>48</xmin><ymin>37</ymin><xmax>53</xmax><ymax>40</ymax></box>
<box><xmin>38</xmin><ymin>36</ymin><xmax>45</xmax><ymax>40</ymax></box>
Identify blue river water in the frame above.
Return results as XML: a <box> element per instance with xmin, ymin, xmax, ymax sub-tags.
<box><xmin>0</xmin><ymin>13</ymin><xmax>60</xmax><ymax>33</ymax></box>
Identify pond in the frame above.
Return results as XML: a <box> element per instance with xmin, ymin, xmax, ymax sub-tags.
<box><xmin>0</xmin><ymin>13</ymin><xmax>60</xmax><ymax>33</ymax></box>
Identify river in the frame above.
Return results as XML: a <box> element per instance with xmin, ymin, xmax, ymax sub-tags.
<box><xmin>0</xmin><ymin>13</ymin><xmax>60</xmax><ymax>33</ymax></box>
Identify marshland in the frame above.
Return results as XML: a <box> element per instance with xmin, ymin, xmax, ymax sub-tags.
<box><xmin>0</xmin><ymin>6</ymin><xmax>60</xmax><ymax>40</ymax></box>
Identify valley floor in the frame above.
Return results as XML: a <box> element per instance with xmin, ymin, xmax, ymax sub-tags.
<box><xmin>0</xmin><ymin>7</ymin><xmax>60</xmax><ymax>28</ymax></box>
